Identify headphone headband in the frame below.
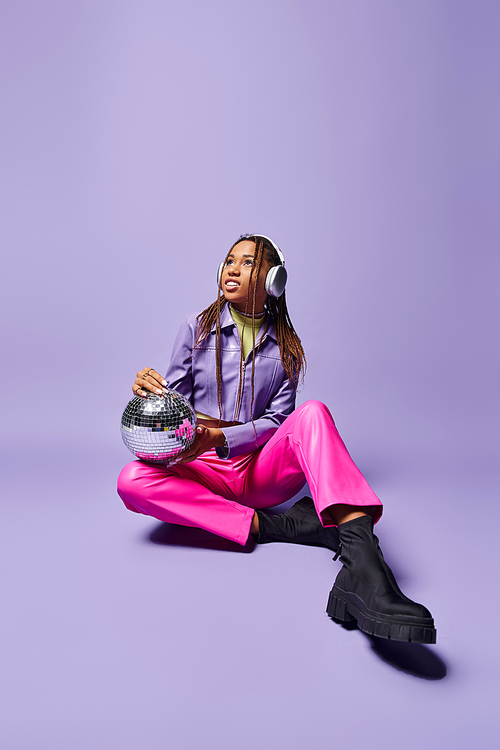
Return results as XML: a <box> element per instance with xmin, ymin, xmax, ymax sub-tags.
<box><xmin>238</xmin><ymin>234</ymin><xmax>285</xmax><ymax>266</ymax></box>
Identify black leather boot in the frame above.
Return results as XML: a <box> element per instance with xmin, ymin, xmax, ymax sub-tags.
<box><xmin>255</xmin><ymin>497</ymin><xmax>339</xmax><ymax>552</ymax></box>
<box><xmin>326</xmin><ymin>515</ymin><xmax>436</xmax><ymax>643</ymax></box>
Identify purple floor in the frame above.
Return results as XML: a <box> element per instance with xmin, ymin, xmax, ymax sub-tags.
<box><xmin>2</xmin><ymin>416</ymin><xmax>499</xmax><ymax>749</ymax></box>
<box><xmin>2</xmin><ymin>0</ymin><xmax>500</xmax><ymax>747</ymax></box>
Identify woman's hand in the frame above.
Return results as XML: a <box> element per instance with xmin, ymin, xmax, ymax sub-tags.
<box><xmin>133</xmin><ymin>367</ymin><xmax>168</xmax><ymax>398</ymax></box>
<box><xmin>171</xmin><ymin>425</ymin><xmax>225</xmax><ymax>466</ymax></box>
<box><xmin>131</xmin><ymin>372</ymin><xmax>225</xmax><ymax>463</ymax></box>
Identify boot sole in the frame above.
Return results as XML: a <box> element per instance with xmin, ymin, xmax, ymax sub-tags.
<box><xmin>327</xmin><ymin>586</ymin><xmax>437</xmax><ymax>644</ymax></box>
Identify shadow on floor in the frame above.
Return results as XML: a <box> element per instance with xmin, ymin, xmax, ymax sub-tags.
<box><xmin>148</xmin><ymin>523</ymin><xmax>446</xmax><ymax>679</ymax></box>
<box><xmin>148</xmin><ymin>522</ymin><xmax>255</xmax><ymax>553</ymax></box>
<box><xmin>337</xmin><ymin>620</ymin><xmax>447</xmax><ymax>679</ymax></box>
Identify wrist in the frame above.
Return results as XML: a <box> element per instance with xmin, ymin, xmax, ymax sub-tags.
<box><xmin>212</xmin><ymin>428</ymin><xmax>226</xmax><ymax>449</ymax></box>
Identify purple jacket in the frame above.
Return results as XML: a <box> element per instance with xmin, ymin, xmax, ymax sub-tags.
<box><xmin>164</xmin><ymin>304</ymin><xmax>297</xmax><ymax>458</ymax></box>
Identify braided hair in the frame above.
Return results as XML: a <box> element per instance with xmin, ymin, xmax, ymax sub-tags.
<box><xmin>194</xmin><ymin>235</ymin><xmax>306</xmax><ymax>423</ymax></box>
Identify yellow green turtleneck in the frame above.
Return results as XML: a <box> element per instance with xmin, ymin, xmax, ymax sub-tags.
<box><xmin>229</xmin><ymin>305</ymin><xmax>267</xmax><ymax>361</ymax></box>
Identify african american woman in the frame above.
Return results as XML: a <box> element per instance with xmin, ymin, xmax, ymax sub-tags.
<box><xmin>117</xmin><ymin>233</ymin><xmax>436</xmax><ymax>644</ymax></box>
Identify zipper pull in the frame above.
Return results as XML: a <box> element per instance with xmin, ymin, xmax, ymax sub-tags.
<box><xmin>333</xmin><ymin>542</ymin><xmax>343</xmax><ymax>561</ymax></box>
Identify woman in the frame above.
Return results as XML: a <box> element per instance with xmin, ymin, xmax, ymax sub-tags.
<box><xmin>117</xmin><ymin>234</ymin><xmax>436</xmax><ymax>644</ymax></box>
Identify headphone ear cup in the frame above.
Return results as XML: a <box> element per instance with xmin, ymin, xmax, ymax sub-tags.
<box><xmin>265</xmin><ymin>266</ymin><xmax>288</xmax><ymax>298</ymax></box>
<box><xmin>217</xmin><ymin>261</ymin><xmax>225</xmax><ymax>287</ymax></box>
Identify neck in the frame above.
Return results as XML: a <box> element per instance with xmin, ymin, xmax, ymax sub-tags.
<box><xmin>229</xmin><ymin>304</ymin><xmax>266</xmax><ymax>318</ymax></box>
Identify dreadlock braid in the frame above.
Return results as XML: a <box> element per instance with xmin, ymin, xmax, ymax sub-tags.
<box><xmin>231</xmin><ymin>237</ymin><xmax>265</xmax><ymax>428</ymax></box>
<box><xmin>259</xmin><ymin>241</ymin><xmax>306</xmax><ymax>389</ymax></box>
<box><xmin>194</xmin><ymin>235</ymin><xmax>306</xmax><ymax>423</ymax></box>
<box><xmin>248</xmin><ymin>238</ymin><xmax>264</xmax><ymax>426</ymax></box>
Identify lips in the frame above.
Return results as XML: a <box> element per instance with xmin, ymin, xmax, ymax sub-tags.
<box><xmin>225</xmin><ymin>280</ymin><xmax>240</xmax><ymax>289</ymax></box>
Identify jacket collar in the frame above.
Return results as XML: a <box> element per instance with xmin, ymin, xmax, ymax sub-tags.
<box><xmin>210</xmin><ymin>303</ymin><xmax>278</xmax><ymax>342</ymax></box>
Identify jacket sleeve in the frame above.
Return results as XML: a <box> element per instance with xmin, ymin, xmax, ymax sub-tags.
<box><xmin>163</xmin><ymin>314</ymin><xmax>196</xmax><ymax>402</ymax></box>
<box><xmin>216</xmin><ymin>373</ymin><xmax>296</xmax><ymax>459</ymax></box>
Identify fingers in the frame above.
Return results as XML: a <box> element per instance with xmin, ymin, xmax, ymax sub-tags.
<box><xmin>170</xmin><ymin>427</ymin><xmax>206</xmax><ymax>465</ymax></box>
<box><xmin>133</xmin><ymin>367</ymin><xmax>168</xmax><ymax>397</ymax></box>
<box><xmin>171</xmin><ymin>451</ymin><xmax>197</xmax><ymax>466</ymax></box>
<box><xmin>173</xmin><ymin>444</ymin><xmax>201</xmax><ymax>465</ymax></box>
<box><xmin>140</xmin><ymin>368</ymin><xmax>167</xmax><ymax>393</ymax></box>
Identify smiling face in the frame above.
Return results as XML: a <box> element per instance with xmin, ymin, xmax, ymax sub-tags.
<box><xmin>221</xmin><ymin>240</ymin><xmax>271</xmax><ymax>314</ymax></box>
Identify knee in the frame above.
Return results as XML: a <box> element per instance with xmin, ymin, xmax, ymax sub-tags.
<box><xmin>117</xmin><ymin>460</ymin><xmax>146</xmax><ymax>498</ymax></box>
<box><xmin>296</xmin><ymin>399</ymin><xmax>333</xmax><ymax>424</ymax></box>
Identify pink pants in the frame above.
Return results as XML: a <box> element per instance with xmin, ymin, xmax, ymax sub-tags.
<box><xmin>117</xmin><ymin>400</ymin><xmax>382</xmax><ymax>546</ymax></box>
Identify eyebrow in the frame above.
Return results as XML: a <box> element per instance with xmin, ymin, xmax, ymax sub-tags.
<box><xmin>227</xmin><ymin>253</ymin><xmax>254</xmax><ymax>258</ymax></box>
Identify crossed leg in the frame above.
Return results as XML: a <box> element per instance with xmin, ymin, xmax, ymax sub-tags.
<box><xmin>117</xmin><ymin>400</ymin><xmax>382</xmax><ymax>545</ymax></box>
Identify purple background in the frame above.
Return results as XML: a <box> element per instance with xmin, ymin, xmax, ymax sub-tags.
<box><xmin>1</xmin><ymin>1</ymin><xmax>499</xmax><ymax>748</ymax></box>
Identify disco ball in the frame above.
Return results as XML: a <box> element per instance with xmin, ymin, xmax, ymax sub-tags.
<box><xmin>121</xmin><ymin>389</ymin><xmax>196</xmax><ymax>464</ymax></box>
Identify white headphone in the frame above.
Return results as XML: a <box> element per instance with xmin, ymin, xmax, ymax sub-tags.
<box><xmin>217</xmin><ymin>234</ymin><xmax>288</xmax><ymax>298</ymax></box>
